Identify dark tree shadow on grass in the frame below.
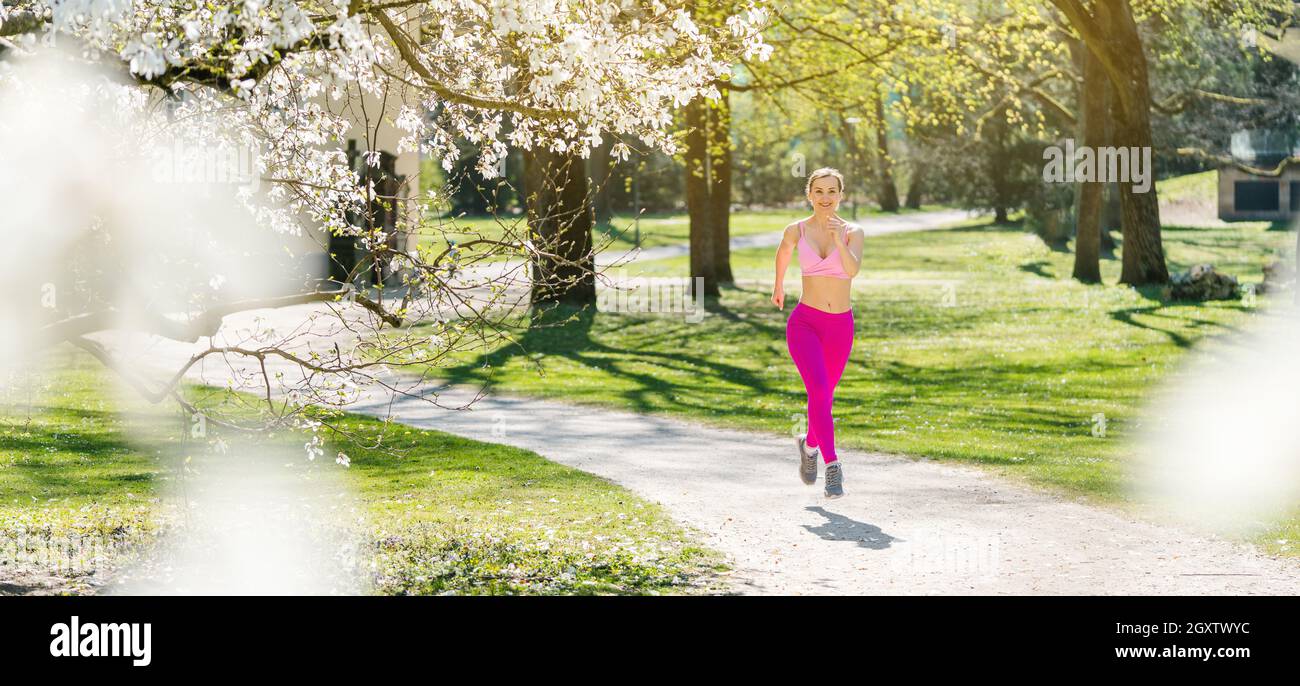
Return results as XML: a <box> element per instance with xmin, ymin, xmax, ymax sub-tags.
<box><xmin>436</xmin><ymin>301</ymin><xmax>781</xmax><ymax>417</ymax></box>
<box><xmin>1018</xmin><ymin>260</ymin><xmax>1056</xmax><ymax>279</ymax></box>
<box><xmin>1107</xmin><ymin>296</ymin><xmax>1251</xmax><ymax>349</ymax></box>
<box><xmin>0</xmin><ymin>406</ymin><xmax>172</xmax><ymax>500</ymax></box>
<box><xmin>866</xmin><ymin>356</ymin><xmax>1147</xmax><ymax>400</ymax></box>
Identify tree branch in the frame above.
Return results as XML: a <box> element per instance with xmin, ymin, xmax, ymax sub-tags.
<box><xmin>1047</xmin><ymin>0</ymin><xmax>1132</xmax><ymax>116</ymax></box>
<box><xmin>371</xmin><ymin>8</ymin><xmax>563</xmax><ymax>120</ymax></box>
<box><xmin>1176</xmin><ymin>147</ymin><xmax>1300</xmax><ymax>177</ymax></box>
<box><xmin>42</xmin><ymin>289</ymin><xmax>369</xmax><ymax>343</ymax></box>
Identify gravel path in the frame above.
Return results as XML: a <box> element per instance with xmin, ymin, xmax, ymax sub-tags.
<box><xmin>342</xmin><ymin>386</ymin><xmax>1300</xmax><ymax>595</ymax></box>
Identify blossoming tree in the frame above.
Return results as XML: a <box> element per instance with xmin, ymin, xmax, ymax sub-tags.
<box><xmin>0</xmin><ymin>0</ymin><xmax>771</xmax><ymax>451</ymax></box>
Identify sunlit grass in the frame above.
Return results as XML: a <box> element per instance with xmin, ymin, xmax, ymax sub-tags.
<box><xmin>1156</xmin><ymin>169</ymin><xmax>1218</xmax><ymax>205</ymax></box>
<box><xmin>0</xmin><ymin>348</ymin><xmax>725</xmax><ymax>595</ymax></box>
<box><xmin>426</xmin><ymin>217</ymin><xmax>1296</xmax><ymax>528</ymax></box>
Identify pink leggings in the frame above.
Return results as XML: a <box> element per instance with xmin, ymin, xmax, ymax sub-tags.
<box><xmin>786</xmin><ymin>301</ymin><xmax>854</xmax><ymax>464</ymax></box>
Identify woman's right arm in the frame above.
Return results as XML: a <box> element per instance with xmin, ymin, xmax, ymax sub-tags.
<box><xmin>772</xmin><ymin>224</ymin><xmax>798</xmax><ymax>310</ymax></box>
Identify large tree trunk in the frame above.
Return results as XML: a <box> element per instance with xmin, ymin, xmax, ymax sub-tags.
<box><xmin>684</xmin><ymin>95</ymin><xmax>719</xmax><ymax>297</ymax></box>
<box><xmin>1073</xmin><ymin>43</ymin><xmax>1107</xmax><ymax>283</ymax></box>
<box><xmin>874</xmin><ymin>91</ymin><xmax>900</xmax><ymax>212</ymax></box>
<box><xmin>1096</xmin><ymin>0</ymin><xmax>1168</xmax><ymax>285</ymax></box>
<box><xmin>523</xmin><ymin>145</ymin><xmax>595</xmax><ymax>307</ymax></box>
<box><xmin>708</xmin><ymin>89</ymin><xmax>733</xmax><ymax>284</ymax></box>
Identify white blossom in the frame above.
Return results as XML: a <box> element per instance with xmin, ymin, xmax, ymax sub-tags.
<box><xmin>0</xmin><ymin>0</ymin><xmax>771</xmax><ymax>461</ymax></box>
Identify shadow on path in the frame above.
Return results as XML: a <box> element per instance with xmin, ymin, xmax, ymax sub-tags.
<box><xmin>802</xmin><ymin>506</ymin><xmax>900</xmax><ymax>550</ymax></box>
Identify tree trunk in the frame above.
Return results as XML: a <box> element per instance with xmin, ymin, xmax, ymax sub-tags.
<box><xmin>523</xmin><ymin>145</ymin><xmax>595</xmax><ymax>307</ymax></box>
<box><xmin>1098</xmin><ymin>0</ymin><xmax>1168</xmax><ymax>285</ymax></box>
<box><xmin>588</xmin><ymin>137</ymin><xmax>615</xmax><ymax>228</ymax></box>
<box><xmin>839</xmin><ymin>113</ymin><xmax>869</xmax><ymax>218</ymax></box>
<box><xmin>988</xmin><ymin>105</ymin><xmax>1012</xmax><ymax>224</ymax></box>
<box><xmin>874</xmin><ymin>91</ymin><xmax>900</xmax><ymax>212</ymax></box>
<box><xmin>684</xmin><ymin>95</ymin><xmax>719</xmax><ymax>297</ymax></box>
<box><xmin>905</xmin><ymin>164</ymin><xmax>924</xmax><ymax>209</ymax></box>
<box><xmin>1073</xmin><ymin>43</ymin><xmax>1107</xmax><ymax>283</ymax></box>
<box><xmin>901</xmin><ymin>93</ymin><xmax>925</xmax><ymax>211</ymax></box>
<box><xmin>1101</xmin><ymin>184</ymin><xmax>1120</xmax><ymax>256</ymax></box>
<box><xmin>708</xmin><ymin>90</ymin><xmax>733</xmax><ymax>284</ymax></box>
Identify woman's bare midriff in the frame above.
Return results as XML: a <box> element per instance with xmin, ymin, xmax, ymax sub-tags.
<box><xmin>799</xmin><ymin>275</ymin><xmax>853</xmax><ymax>313</ymax></box>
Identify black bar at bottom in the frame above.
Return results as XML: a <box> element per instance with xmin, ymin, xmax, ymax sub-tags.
<box><xmin>0</xmin><ymin>595</ymin><xmax>1293</xmax><ymax>673</ymax></box>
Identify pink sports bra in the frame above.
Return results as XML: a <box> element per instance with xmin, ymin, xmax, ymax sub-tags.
<box><xmin>796</xmin><ymin>221</ymin><xmax>852</xmax><ymax>279</ymax></box>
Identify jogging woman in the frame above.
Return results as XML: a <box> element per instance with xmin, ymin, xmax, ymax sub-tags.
<box><xmin>771</xmin><ymin>168</ymin><xmax>864</xmax><ymax>498</ymax></box>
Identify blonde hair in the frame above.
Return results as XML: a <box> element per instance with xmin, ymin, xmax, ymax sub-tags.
<box><xmin>805</xmin><ymin>167</ymin><xmax>845</xmax><ymax>195</ymax></box>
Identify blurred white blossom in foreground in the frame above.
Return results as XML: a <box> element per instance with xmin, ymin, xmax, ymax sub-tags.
<box><xmin>1130</xmin><ymin>303</ymin><xmax>1300</xmax><ymax>536</ymax></box>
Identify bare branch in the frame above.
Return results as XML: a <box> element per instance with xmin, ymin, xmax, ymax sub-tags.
<box><xmin>1175</xmin><ymin>147</ymin><xmax>1300</xmax><ymax>177</ymax></box>
<box><xmin>371</xmin><ymin>9</ymin><xmax>563</xmax><ymax>120</ymax></box>
<box><xmin>42</xmin><ymin>289</ymin><xmax>353</xmax><ymax>343</ymax></box>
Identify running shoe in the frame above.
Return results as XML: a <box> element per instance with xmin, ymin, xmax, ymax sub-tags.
<box><xmin>824</xmin><ymin>461</ymin><xmax>844</xmax><ymax>499</ymax></box>
<box><xmin>797</xmin><ymin>435</ymin><xmax>819</xmax><ymax>485</ymax></box>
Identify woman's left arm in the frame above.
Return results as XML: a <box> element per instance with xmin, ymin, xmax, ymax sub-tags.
<box><xmin>833</xmin><ymin>221</ymin><xmax>865</xmax><ymax>277</ymax></box>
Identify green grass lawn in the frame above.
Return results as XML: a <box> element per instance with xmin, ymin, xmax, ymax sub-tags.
<box><xmin>0</xmin><ymin>347</ymin><xmax>725</xmax><ymax>595</ymax></box>
<box><xmin>1157</xmin><ymin>169</ymin><xmax>1218</xmax><ymax>205</ymax></box>
<box><xmin>415</xmin><ymin>170</ymin><xmax>1247</xmax><ymax>261</ymax></box>
<box><xmin>418</xmin><ymin>204</ymin><xmax>949</xmax><ymax>258</ymax></box>
<box><xmin>423</xmin><ymin>215</ymin><xmax>1299</xmax><ymax>552</ymax></box>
